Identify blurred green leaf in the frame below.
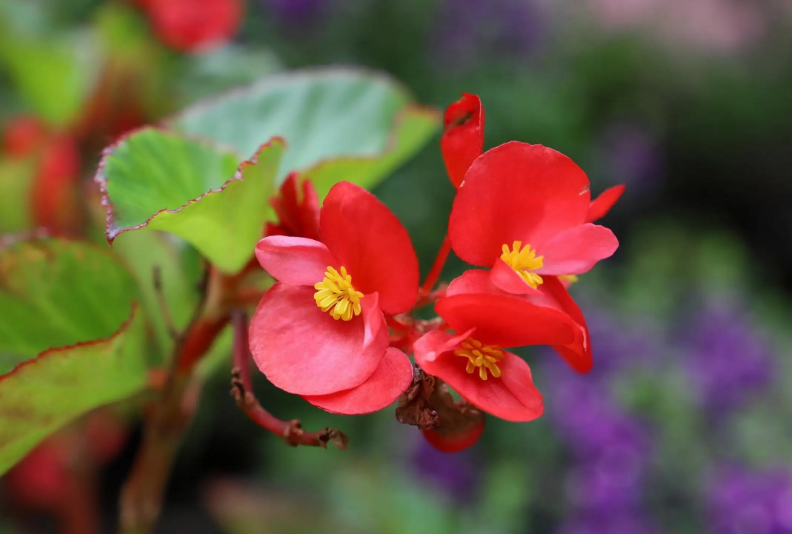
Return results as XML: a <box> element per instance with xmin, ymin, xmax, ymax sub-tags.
<box><xmin>171</xmin><ymin>68</ymin><xmax>440</xmax><ymax>194</ymax></box>
<box><xmin>0</xmin><ymin>157</ymin><xmax>35</xmax><ymax>232</ymax></box>
<box><xmin>0</xmin><ymin>305</ymin><xmax>146</xmax><ymax>476</ymax></box>
<box><xmin>0</xmin><ymin>238</ymin><xmax>147</xmax><ymax>475</ymax></box>
<box><xmin>97</xmin><ymin>128</ymin><xmax>285</xmax><ymax>274</ymax></box>
<box><xmin>0</xmin><ymin>239</ymin><xmax>140</xmax><ymax>367</ymax></box>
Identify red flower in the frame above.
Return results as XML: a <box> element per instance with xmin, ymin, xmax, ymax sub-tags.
<box><xmin>250</xmin><ymin>182</ymin><xmax>418</xmax><ymax>414</ymax></box>
<box><xmin>414</xmin><ymin>290</ymin><xmax>580</xmax><ymax>422</ymax></box>
<box><xmin>1</xmin><ymin>117</ymin><xmax>47</xmax><ymax>158</ymax></box>
<box><xmin>441</xmin><ymin>93</ymin><xmax>485</xmax><ymax>188</ymax></box>
<box><xmin>264</xmin><ymin>173</ymin><xmax>320</xmax><ymax>240</ymax></box>
<box><xmin>137</xmin><ymin>0</ymin><xmax>243</xmax><ymax>53</ymax></box>
<box><xmin>449</xmin><ymin>142</ymin><xmax>619</xmax><ymax>297</ymax></box>
<box><xmin>446</xmin><ymin>269</ymin><xmax>592</xmax><ymax>373</ymax></box>
<box><xmin>31</xmin><ymin>134</ymin><xmax>82</xmax><ymax>236</ymax></box>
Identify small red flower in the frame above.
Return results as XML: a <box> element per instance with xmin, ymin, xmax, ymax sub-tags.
<box><xmin>446</xmin><ymin>269</ymin><xmax>593</xmax><ymax>373</ymax></box>
<box><xmin>441</xmin><ymin>93</ymin><xmax>485</xmax><ymax>188</ymax></box>
<box><xmin>264</xmin><ymin>173</ymin><xmax>320</xmax><ymax>240</ymax></box>
<box><xmin>414</xmin><ymin>290</ymin><xmax>579</xmax><ymax>422</ymax></box>
<box><xmin>1</xmin><ymin>117</ymin><xmax>47</xmax><ymax>158</ymax></box>
<box><xmin>31</xmin><ymin>134</ymin><xmax>82</xmax><ymax>236</ymax></box>
<box><xmin>137</xmin><ymin>0</ymin><xmax>243</xmax><ymax>53</ymax></box>
<box><xmin>449</xmin><ymin>142</ymin><xmax>620</xmax><ymax>297</ymax></box>
<box><xmin>251</xmin><ymin>182</ymin><xmax>419</xmax><ymax>414</ymax></box>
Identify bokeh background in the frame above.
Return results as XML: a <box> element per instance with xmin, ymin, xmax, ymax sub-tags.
<box><xmin>2</xmin><ymin>0</ymin><xmax>792</xmax><ymax>533</ymax></box>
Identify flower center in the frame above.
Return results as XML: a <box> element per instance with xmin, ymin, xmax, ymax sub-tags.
<box><xmin>500</xmin><ymin>241</ymin><xmax>544</xmax><ymax>289</ymax></box>
<box><xmin>314</xmin><ymin>266</ymin><xmax>364</xmax><ymax>321</ymax></box>
<box><xmin>454</xmin><ymin>338</ymin><xmax>505</xmax><ymax>380</ymax></box>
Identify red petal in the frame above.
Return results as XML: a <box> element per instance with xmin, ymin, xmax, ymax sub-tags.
<box><xmin>529</xmin><ymin>276</ymin><xmax>592</xmax><ymax>373</ymax></box>
<box><xmin>255</xmin><ymin>236</ymin><xmax>336</xmax><ymax>286</ymax></box>
<box><xmin>449</xmin><ymin>271</ymin><xmax>592</xmax><ymax>373</ymax></box>
<box><xmin>302</xmin><ymin>347</ymin><xmax>413</xmax><ymax>414</ymax></box>
<box><xmin>435</xmin><ymin>293</ymin><xmax>577</xmax><ymax>348</ymax></box>
<box><xmin>490</xmin><ymin>258</ymin><xmax>542</xmax><ymax>295</ymax></box>
<box><xmin>249</xmin><ymin>284</ymin><xmax>388</xmax><ymax>396</ymax></box>
<box><xmin>536</xmin><ymin>223</ymin><xmax>618</xmax><ymax>275</ymax></box>
<box><xmin>586</xmin><ymin>185</ymin><xmax>625</xmax><ymax>223</ymax></box>
<box><xmin>268</xmin><ymin>173</ymin><xmax>321</xmax><ymax>240</ymax></box>
<box><xmin>441</xmin><ymin>93</ymin><xmax>485</xmax><ymax>188</ymax></box>
<box><xmin>414</xmin><ymin>330</ymin><xmax>543</xmax><ymax>422</ymax></box>
<box><xmin>449</xmin><ymin>142</ymin><xmax>591</xmax><ymax>267</ymax></box>
<box><xmin>320</xmin><ymin>182</ymin><xmax>419</xmax><ymax>314</ymax></box>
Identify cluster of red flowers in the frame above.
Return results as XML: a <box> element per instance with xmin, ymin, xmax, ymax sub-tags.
<box><xmin>250</xmin><ymin>94</ymin><xmax>624</xmax><ymax>450</ymax></box>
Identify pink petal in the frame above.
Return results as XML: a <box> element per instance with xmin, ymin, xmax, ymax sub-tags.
<box><xmin>255</xmin><ymin>236</ymin><xmax>337</xmax><ymax>286</ymax></box>
<box><xmin>490</xmin><ymin>258</ymin><xmax>543</xmax><ymax>296</ymax></box>
<box><xmin>249</xmin><ymin>284</ymin><xmax>388</xmax><ymax>396</ymax></box>
<box><xmin>536</xmin><ymin>223</ymin><xmax>618</xmax><ymax>275</ymax></box>
<box><xmin>302</xmin><ymin>347</ymin><xmax>414</xmax><ymax>414</ymax></box>
<box><xmin>414</xmin><ymin>331</ymin><xmax>543</xmax><ymax>423</ymax></box>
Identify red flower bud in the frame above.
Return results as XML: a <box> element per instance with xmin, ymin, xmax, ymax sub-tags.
<box><xmin>31</xmin><ymin>135</ymin><xmax>82</xmax><ymax>236</ymax></box>
<box><xmin>421</xmin><ymin>419</ymin><xmax>485</xmax><ymax>453</ymax></box>
<box><xmin>441</xmin><ymin>93</ymin><xmax>485</xmax><ymax>188</ymax></box>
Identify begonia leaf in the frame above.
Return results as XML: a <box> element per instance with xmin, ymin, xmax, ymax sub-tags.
<box><xmin>170</xmin><ymin>68</ymin><xmax>440</xmax><ymax>197</ymax></box>
<box><xmin>96</xmin><ymin>128</ymin><xmax>285</xmax><ymax>274</ymax></box>
<box><xmin>0</xmin><ymin>239</ymin><xmax>147</xmax><ymax>475</ymax></box>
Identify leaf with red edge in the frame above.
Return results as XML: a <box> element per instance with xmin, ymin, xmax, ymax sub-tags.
<box><xmin>170</xmin><ymin>68</ymin><xmax>440</xmax><ymax>199</ymax></box>
<box><xmin>0</xmin><ymin>306</ymin><xmax>146</xmax><ymax>476</ymax></box>
<box><xmin>0</xmin><ymin>238</ymin><xmax>147</xmax><ymax>475</ymax></box>
<box><xmin>95</xmin><ymin>128</ymin><xmax>285</xmax><ymax>274</ymax></box>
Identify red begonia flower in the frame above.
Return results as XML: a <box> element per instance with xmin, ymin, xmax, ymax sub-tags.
<box><xmin>251</xmin><ymin>182</ymin><xmax>418</xmax><ymax>412</ymax></box>
<box><xmin>1</xmin><ymin>117</ymin><xmax>47</xmax><ymax>158</ymax></box>
<box><xmin>447</xmin><ymin>269</ymin><xmax>592</xmax><ymax>373</ymax></box>
<box><xmin>587</xmin><ymin>184</ymin><xmax>625</xmax><ymax>222</ymax></box>
<box><xmin>449</xmin><ymin>142</ymin><xmax>619</xmax><ymax>296</ymax></box>
<box><xmin>138</xmin><ymin>0</ymin><xmax>243</xmax><ymax>53</ymax></box>
<box><xmin>413</xmin><ymin>292</ymin><xmax>578</xmax><ymax>421</ymax></box>
<box><xmin>441</xmin><ymin>93</ymin><xmax>485</xmax><ymax>188</ymax></box>
<box><xmin>264</xmin><ymin>173</ymin><xmax>320</xmax><ymax>240</ymax></box>
<box><xmin>302</xmin><ymin>347</ymin><xmax>414</xmax><ymax>414</ymax></box>
<box><xmin>31</xmin><ymin>135</ymin><xmax>82</xmax><ymax>236</ymax></box>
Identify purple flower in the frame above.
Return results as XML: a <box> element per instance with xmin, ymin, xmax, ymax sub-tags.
<box><xmin>261</xmin><ymin>0</ymin><xmax>329</xmax><ymax>27</ymax></box>
<box><xmin>556</xmin><ymin>511</ymin><xmax>656</xmax><ymax>534</ymax></box>
<box><xmin>595</xmin><ymin>122</ymin><xmax>663</xmax><ymax>192</ymax></box>
<box><xmin>707</xmin><ymin>465</ymin><xmax>792</xmax><ymax>534</ymax></box>
<box><xmin>409</xmin><ymin>433</ymin><xmax>480</xmax><ymax>504</ymax></box>
<box><xmin>430</xmin><ymin>0</ymin><xmax>546</xmax><ymax>71</ymax></box>
<box><xmin>682</xmin><ymin>300</ymin><xmax>775</xmax><ymax>414</ymax></box>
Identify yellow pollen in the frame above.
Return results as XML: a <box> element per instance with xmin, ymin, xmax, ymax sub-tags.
<box><xmin>453</xmin><ymin>338</ymin><xmax>505</xmax><ymax>380</ymax></box>
<box><xmin>313</xmin><ymin>266</ymin><xmax>364</xmax><ymax>321</ymax></box>
<box><xmin>500</xmin><ymin>241</ymin><xmax>544</xmax><ymax>288</ymax></box>
<box><xmin>558</xmin><ymin>274</ymin><xmax>579</xmax><ymax>285</ymax></box>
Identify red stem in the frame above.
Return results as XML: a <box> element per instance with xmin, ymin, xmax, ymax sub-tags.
<box><xmin>419</xmin><ymin>235</ymin><xmax>451</xmax><ymax>296</ymax></box>
<box><xmin>230</xmin><ymin>311</ymin><xmax>348</xmax><ymax>449</ymax></box>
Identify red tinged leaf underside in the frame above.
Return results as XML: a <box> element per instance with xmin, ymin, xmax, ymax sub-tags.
<box><xmin>441</xmin><ymin>93</ymin><xmax>485</xmax><ymax>188</ymax></box>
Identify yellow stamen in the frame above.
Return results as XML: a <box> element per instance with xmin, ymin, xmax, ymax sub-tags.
<box><xmin>453</xmin><ymin>338</ymin><xmax>505</xmax><ymax>380</ymax></box>
<box><xmin>500</xmin><ymin>241</ymin><xmax>544</xmax><ymax>288</ymax></box>
<box><xmin>558</xmin><ymin>274</ymin><xmax>579</xmax><ymax>285</ymax></box>
<box><xmin>313</xmin><ymin>266</ymin><xmax>364</xmax><ymax>321</ymax></box>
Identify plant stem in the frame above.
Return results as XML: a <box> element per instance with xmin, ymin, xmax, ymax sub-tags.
<box><xmin>419</xmin><ymin>234</ymin><xmax>451</xmax><ymax>297</ymax></box>
<box><xmin>230</xmin><ymin>311</ymin><xmax>348</xmax><ymax>449</ymax></box>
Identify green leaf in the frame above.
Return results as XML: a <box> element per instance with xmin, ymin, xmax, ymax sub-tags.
<box><xmin>0</xmin><ymin>157</ymin><xmax>35</xmax><ymax>232</ymax></box>
<box><xmin>96</xmin><ymin>128</ymin><xmax>285</xmax><ymax>274</ymax></box>
<box><xmin>0</xmin><ymin>239</ymin><xmax>141</xmax><ymax>367</ymax></box>
<box><xmin>0</xmin><ymin>238</ymin><xmax>147</xmax><ymax>474</ymax></box>
<box><xmin>0</xmin><ymin>305</ymin><xmax>146</xmax><ymax>475</ymax></box>
<box><xmin>170</xmin><ymin>68</ymin><xmax>440</xmax><ymax>194</ymax></box>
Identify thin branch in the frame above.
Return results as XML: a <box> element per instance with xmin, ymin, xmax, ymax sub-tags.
<box><xmin>418</xmin><ymin>234</ymin><xmax>451</xmax><ymax>297</ymax></box>
<box><xmin>152</xmin><ymin>266</ymin><xmax>178</xmax><ymax>341</ymax></box>
<box><xmin>230</xmin><ymin>311</ymin><xmax>348</xmax><ymax>450</ymax></box>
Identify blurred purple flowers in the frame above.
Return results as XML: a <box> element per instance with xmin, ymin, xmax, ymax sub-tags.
<box><xmin>707</xmin><ymin>466</ymin><xmax>792</xmax><ymax>534</ymax></box>
<box><xmin>409</xmin><ymin>433</ymin><xmax>480</xmax><ymax>505</ymax></box>
<box><xmin>682</xmin><ymin>300</ymin><xmax>775</xmax><ymax>415</ymax></box>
